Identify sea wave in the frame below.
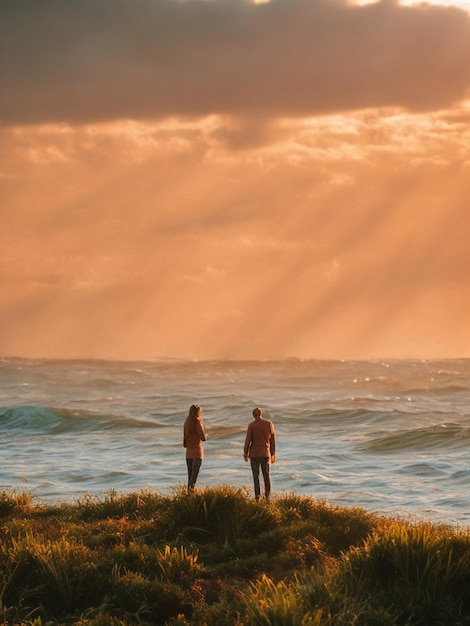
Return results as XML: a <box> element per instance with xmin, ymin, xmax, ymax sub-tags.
<box><xmin>0</xmin><ymin>405</ymin><xmax>163</xmax><ymax>434</ymax></box>
<box><xmin>359</xmin><ymin>422</ymin><xmax>470</xmax><ymax>453</ymax></box>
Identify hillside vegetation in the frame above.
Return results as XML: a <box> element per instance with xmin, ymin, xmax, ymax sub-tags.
<box><xmin>1</xmin><ymin>486</ymin><xmax>469</xmax><ymax>625</ymax></box>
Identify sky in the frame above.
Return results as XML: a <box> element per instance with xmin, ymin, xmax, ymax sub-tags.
<box><xmin>1</xmin><ymin>0</ymin><xmax>470</xmax><ymax>362</ymax></box>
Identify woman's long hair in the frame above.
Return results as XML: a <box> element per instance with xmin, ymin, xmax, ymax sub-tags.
<box><xmin>184</xmin><ymin>404</ymin><xmax>201</xmax><ymax>435</ymax></box>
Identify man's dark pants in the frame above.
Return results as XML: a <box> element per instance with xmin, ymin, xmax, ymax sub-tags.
<box><xmin>250</xmin><ymin>457</ymin><xmax>271</xmax><ymax>501</ymax></box>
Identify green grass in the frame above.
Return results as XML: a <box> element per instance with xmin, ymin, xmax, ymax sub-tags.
<box><xmin>0</xmin><ymin>487</ymin><xmax>468</xmax><ymax>625</ymax></box>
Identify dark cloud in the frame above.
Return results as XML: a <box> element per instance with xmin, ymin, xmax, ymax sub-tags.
<box><xmin>1</xmin><ymin>0</ymin><xmax>470</xmax><ymax>124</ymax></box>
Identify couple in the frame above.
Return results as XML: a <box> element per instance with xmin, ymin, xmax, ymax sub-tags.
<box><xmin>183</xmin><ymin>404</ymin><xmax>276</xmax><ymax>501</ymax></box>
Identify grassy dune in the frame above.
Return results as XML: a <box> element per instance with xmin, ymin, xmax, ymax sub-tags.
<box><xmin>0</xmin><ymin>486</ymin><xmax>469</xmax><ymax>625</ymax></box>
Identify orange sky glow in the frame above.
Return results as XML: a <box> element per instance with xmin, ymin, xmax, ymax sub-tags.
<box><xmin>1</xmin><ymin>0</ymin><xmax>470</xmax><ymax>361</ymax></box>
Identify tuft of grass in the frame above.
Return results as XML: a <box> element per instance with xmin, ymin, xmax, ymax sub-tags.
<box><xmin>165</xmin><ymin>485</ymin><xmax>279</xmax><ymax>543</ymax></box>
<box><xmin>0</xmin><ymin>489</ymin><xmax>35</xmax><ymax>517</ymax></box>
<box><xmin>241</xmin><ymin>574</ymin><xmax>322</xmax><ymax>626</ymax></box>
<box><xmin>276</xmin><ymin>493</ymin><xmax>320</xmax><ymax>523</ymax></box>
<box><xmin>276</xmin><ymin>494</ymin><xmax>377</xmax><ymax>555</ymax></box>
<box><xmin>111</xmin><ymin>567</ymin><xmax>187</xmax><ymax>623</ymax></box>
<box><xmin>336</xmin><ymin>521</ymin><xmax>470</xmax><ymax>625</ymax></box>
<box><xmin>294</xmin><ymin>565</ymin><xmax>400</xmax><ymax>626</ymax></box>
<box><xmin>73</xmin><ymin>488</ymin><xmax>171</xmax><ymax>522</ymax></box>
<box><xmin>155</xmin><ymin>545</ymin><xmax>201</xmax><ymax>587</ymax></box>
<box><xmin>0</xmin><ymin>531</ymin><xmax>101</xmax><ymax>615</ymax></box>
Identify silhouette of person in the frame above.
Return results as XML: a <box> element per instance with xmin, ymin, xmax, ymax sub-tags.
<box><xmin>244</xmin><ymin>407</ymin><xmax>275</xmax><ymax>502</ymax></box>
<box><xmin>183</xmin><ymin>404</ymin><xmax>206</xmax><ymax>491</ymax></box>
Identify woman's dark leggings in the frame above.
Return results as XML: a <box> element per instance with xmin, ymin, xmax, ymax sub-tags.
<box><xmin>186</xmin><ymin>458</ymin><xmax>202</xmax><ymax>491</ymax></box>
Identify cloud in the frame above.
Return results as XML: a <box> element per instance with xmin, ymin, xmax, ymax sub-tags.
<box><xmin>2</xmin><ymin>0</ymin><xmax>470</xmax><ymax>125</ymax></box>
<box><xmin>1</xmin><ymin>103</ymin><xmax>470</xmax><ymax>359</ymax></box>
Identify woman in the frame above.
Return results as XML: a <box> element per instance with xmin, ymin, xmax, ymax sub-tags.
<box><xmin>183</xmin><ymin>404</ymin><xmax>206</xmax><ymax>491</ymax></box>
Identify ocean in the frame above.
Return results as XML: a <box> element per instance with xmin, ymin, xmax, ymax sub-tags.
<box><xmin>1</xmin><ymin>357</ymin><xmax>469</xmax><ymax>526</ymax></box>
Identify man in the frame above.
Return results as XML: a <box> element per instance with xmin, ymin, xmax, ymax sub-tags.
<box><xmin>244</xmin><ymin>407</ymin><xmax>276</xmax><ymax>502</ymax></box>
